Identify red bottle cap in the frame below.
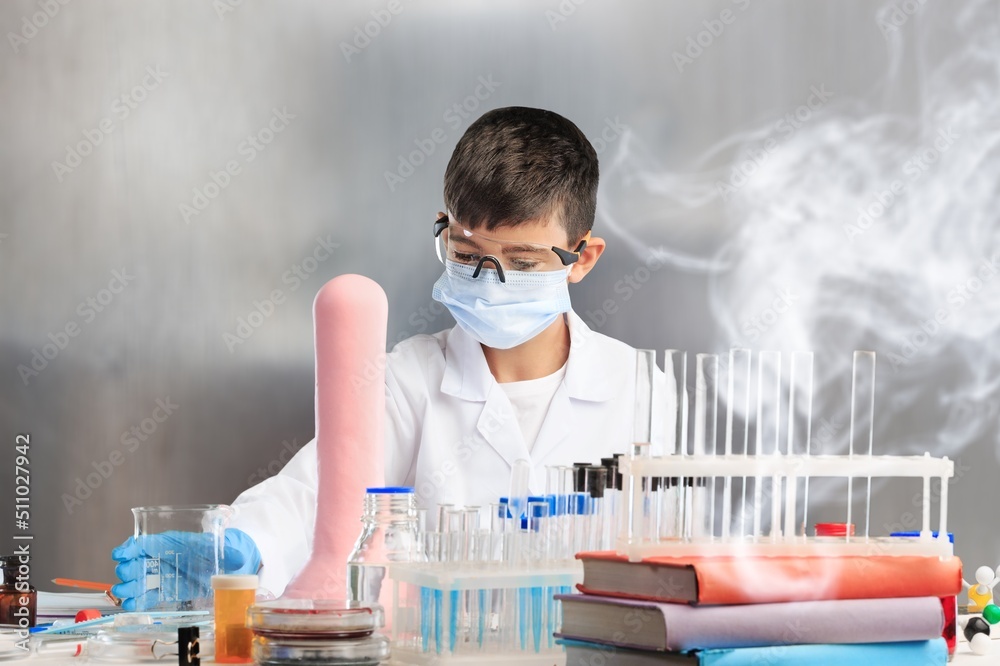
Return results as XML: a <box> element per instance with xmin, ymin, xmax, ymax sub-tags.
<box><xmin>814</xmin><ymin>522</ymin><xmax>855</xmax><ymax>537</ymax></box>
<box><xmin>75</xmin><ymin>608</ymin><xmax>102</xmax><ymax>622</ymax></box>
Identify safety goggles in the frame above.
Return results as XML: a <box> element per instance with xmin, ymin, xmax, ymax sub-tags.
<box><xmin>432</xmin><ymin>215</ymin><xmax>590</xmax><ymax>283</ymax></box>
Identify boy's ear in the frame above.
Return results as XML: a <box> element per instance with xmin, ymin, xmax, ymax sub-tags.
<box><xmin>568</xmin><ymin>235</ymin><xmax>605</xmax><ymax>284</ymax></box>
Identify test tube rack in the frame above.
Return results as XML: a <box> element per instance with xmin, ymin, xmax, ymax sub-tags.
<box><xmin>618</xmin><ymin>348</ymin><xmax>955</xmax><ymax>561</ymax></box>
<box><xmin>616</xmin><ymin>452</ymin><xmax>954</xmax><ymax>561</ymax></box>
<box><xmin>389</xmin><ymin>561</ymin><xmax>581</xmax><ymax>666</ymax></box>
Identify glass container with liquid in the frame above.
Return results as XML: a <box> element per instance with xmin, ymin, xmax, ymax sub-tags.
<box><xmin>346</xmin><ymin>487</ymin><xmax>422</xmax><ymax>634</ymax></box>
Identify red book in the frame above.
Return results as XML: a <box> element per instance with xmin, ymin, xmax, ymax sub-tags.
<box><xmin>576</xmin><ymin>551</ymin><xmax>962</xmax><ymax>605</ymax></box>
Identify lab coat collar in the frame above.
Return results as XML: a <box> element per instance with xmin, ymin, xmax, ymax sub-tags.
<box><xmin>440</xmin><ymin>310</ymin><xmax>625</xmax><ymax>403</ymax></box>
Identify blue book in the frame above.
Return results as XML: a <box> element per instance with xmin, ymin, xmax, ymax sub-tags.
<box><xmin>559</xmin><ymin>637</ymin><xmax>948</xmax><ymax>666</ymax></box>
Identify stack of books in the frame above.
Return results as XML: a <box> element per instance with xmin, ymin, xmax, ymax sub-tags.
<box><xmin>556</xmin><ymin>551</ymin><xmax>962</xmax><ymax>665</ymax></box>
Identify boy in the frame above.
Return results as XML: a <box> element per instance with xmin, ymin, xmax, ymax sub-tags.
<box><xmin>112</xmin><ymin>106</ymin><xmax>659</xmax><ymax>603</ymax></box>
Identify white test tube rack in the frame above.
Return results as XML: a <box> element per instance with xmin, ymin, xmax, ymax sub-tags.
<box><xmin>618</xmin><ymin>349</ymin><xmax>955</xmax><ymax>562</ymax></box>
<box><xmin>617</xmin><ymin>451</ymin><xmax>954</xmax><ymax>561</ymax></box>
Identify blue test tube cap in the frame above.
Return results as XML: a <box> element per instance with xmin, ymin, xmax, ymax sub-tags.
<box><xmin>572</xmin><ymin>492</ymin><xmax>593</xmax><ymax>515</ymax></box>
<box><xmin>890</xmin><ymin>531</ymin><xmax>954</xmax><ymax>543</ymax></box>
<box><xmin>365</xmin><ymin>486</ymin><xmax>414</xmax><ymax>494</ymax></box>
<box><xmin>497</xmin><ymin>497</ymin><xmax>514</xmax><ymax>519</ymax></box>
<box><xmin>553</xmin><ymin>493</ymin><xmax>567</xmax><ymax>516</ymax></box>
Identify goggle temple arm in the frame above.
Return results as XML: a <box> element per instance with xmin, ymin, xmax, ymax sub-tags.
<box><xmin>553</xmin><ymin>231</ymin><xmax>592</xmax><ymax>266</ymax></box>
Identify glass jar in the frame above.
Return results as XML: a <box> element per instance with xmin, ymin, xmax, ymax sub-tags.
<box><xmin>346</xmin><ymin>487</ymin><xmax>422</xmax><ymax>633</ymax></box>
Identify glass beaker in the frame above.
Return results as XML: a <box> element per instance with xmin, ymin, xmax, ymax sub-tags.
<box><xmin>131</xmin><ymin>504</ymin><xmax>232</xmax><ymax>612</ymax></box>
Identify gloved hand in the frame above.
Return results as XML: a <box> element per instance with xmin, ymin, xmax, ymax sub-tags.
<box><xmin>111</xmin><ymin>528</ymin><xmax>261</xmax><ymax>611</ymax></box>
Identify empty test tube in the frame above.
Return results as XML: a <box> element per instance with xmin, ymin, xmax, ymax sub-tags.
<box><xmin>850</xmin><ymin>350</ymin><xmax>876</xmax><ymax>540</ymax></box>
<box><xmin>600</xmin><ymin>457</ymin><xmax>619</xmax><ymax>550</ymax></box>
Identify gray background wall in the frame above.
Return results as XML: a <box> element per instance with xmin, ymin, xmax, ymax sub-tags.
<box><xmin>1</xmin><ymin>0</ymin><xmax>998</xmax><ymax>588</ymax></box>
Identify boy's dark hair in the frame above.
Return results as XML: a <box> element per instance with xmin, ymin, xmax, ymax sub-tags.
<box><xmin>443</xmin><ymin>106</ymin><xmax>599</xmax><ymax>244</ymax></box>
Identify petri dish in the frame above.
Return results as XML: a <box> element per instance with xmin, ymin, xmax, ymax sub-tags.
<box><xmin>247</xmin><ymin>600</ymin><xmax>383</xmax><ymax>639</ymax></box>
<box><xmin>252</xmin><ymin>633</ymin><xmax>390</xmax><ymax>666</ymax></box>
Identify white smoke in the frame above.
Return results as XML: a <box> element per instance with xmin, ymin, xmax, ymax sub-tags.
<box><xmin>597</xmin><ymin>0</ymin><xmax>1000</xmax><ymax>535</ymax></box>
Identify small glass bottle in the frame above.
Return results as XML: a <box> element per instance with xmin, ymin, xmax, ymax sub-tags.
<box><xmin>346</xmin><ymin>487</ymin><xmax>422</xmax><ymax>634</ymax></box>
<box><xmin>0</xmin><ymin>555</ymin><xmax>36</xmax><ymax>628</ymax></box>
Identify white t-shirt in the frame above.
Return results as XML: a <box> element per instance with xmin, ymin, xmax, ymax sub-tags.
<box><xmin>497</xmin><ymin>363</ymin><xmax>568</xmax><ymax>452</ymax></box>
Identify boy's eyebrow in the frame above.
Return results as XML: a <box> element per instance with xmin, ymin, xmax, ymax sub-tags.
<box><xmin>450</xmin><ymin>235</ymin><xmax>548</xmax><ymax>255</ymax></box>
<box><xmin>501</xmin><ymin>245</ymin><xmax>549</xmax><ymax>255</ymax></box>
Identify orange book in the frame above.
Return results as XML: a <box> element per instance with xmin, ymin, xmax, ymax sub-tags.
<box><xmin>576</xmin><ymin>551</ymin><xmax>962</xmax><ymax>605</ymax></box>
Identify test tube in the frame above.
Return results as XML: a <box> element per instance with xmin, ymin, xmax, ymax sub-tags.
<box><xmin>600</xmin><ymin>457</ymin><xmax>619</xmax><ymax>550</ymax></box>
<box><xmin>487</xmin><ymin>502</ymin><xmax>506</xmax><ymax>651</ymax></box>
<box><xmin>751</xmin><ymin>352</ymin><xmax>781</xmax><ymax>540</ymax></box>
<box><xmin>657</xmin><ymin>477</ymin><xmax>676</xmax><ymax>540</ymax></box>
<box><xmin>648</xmin><ymin>476</ymin><xmax>663</xmax><ymax>541</ymax></box>
<box><xmin>526</xmin><ymin>499</ymin><xmax>550</xmax><ymax>652</ymax></box>
<box><xmin>722</xmin><ymin>349</ymin><xmax>751</xmax><ymax>541</ymax></box>
<box><xmin>444</xmin><ymin>509</ymin><xmax>466</xmax><ymax>653</ymax></box>
<box><xmin>507</xmin><ymin>459</ymin><xmax>531</xmax><ymax>561</ymax></box>
<box><xmin>584</xmin><ymin>466</ymin><xmax>608</xmax><ymax>552</ymax></box>
<box><xmin>692</xmin><ymin>353</ymin><xmax>718</xmax><ymax>539</ymax></box>
<box><xmin>732</xmin><ymin>350</ymin><xmax>753</xmax><ymax>539</ymax></box>
<box><xmin>785</xmin><ymin>352</ymin><xmax>813</xmax><ymax>539</ymax></box>
<box><xmin>424</xmin><ymin>531</ymin><xmax>443</xmax><ymax>654</ymax></box>
<box><xmin>850</xmin><ymin>350</ymin><xmax>876</xmax><ymax>540</ymax></box>
<box><xmin>558</xmin><ymin>466</ymin><xmax>575</xmax><ymax>559</ymax></box>
<box><xmin>545</xmin><ymin>466</ymin><xmax>562</xmax><ymax>551</ymax></box>
<box><xmin>462</xmin><ymin>507</ymin><xmax>480</xmax><ymax>650</ymax></box>
<box><xmin>664</xmin><ymin>349</ymin><xmax>688</xmax><ymax>540</ymax></box>
<box><xmin>437</xmin><ymin>504</ymin><xmax>454</xmax><ymax>533</ymax></box>
<box><xmin>630</xmin><ymin>350</ymin><xmax>657</xmax><ymax>544</ymax></box>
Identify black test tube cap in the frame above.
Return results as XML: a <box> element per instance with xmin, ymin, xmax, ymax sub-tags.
<box><xmin>573</xmin><ymin>462</ymin><xmax>590</xmax><ymax>492</ymax></box>
<box><xmin>585</xmin><ymin>466</ymin><xmax>608</xmax><ymax>498</ymax></box>
<box><xmin>600</xmin><ymin>457</ymin><xmax>619</xmax><ymax>491</ymax></box>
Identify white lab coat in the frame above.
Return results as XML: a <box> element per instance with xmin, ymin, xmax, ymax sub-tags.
<box><xmin>230</xmin><ymin>310</ymin><xmax>662</xmax><ymax>595</ymax></box>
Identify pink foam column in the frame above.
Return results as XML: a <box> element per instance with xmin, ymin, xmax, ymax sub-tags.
<box><xmin>282</xmin><ymin>274</ymin><xmax>388</xmax><ymax>599</ymax></box>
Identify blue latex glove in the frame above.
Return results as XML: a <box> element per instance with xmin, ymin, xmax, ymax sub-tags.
<box><xmin>111</xmin><ymin>528</ymin><xmax>261</xmax><ymax>611</ymax></box>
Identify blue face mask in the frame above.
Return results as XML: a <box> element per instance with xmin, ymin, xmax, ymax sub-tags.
<box><xmin>432</xmin><ymin>260</ymin><xmax>572</xmax><ymax>349</ymax></box>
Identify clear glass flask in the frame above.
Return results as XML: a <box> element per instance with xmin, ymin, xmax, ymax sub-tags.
<box><xmin>346</xmin><ymin>487</ymin><xmax>422</xmax><ymax>634</ymax></box>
